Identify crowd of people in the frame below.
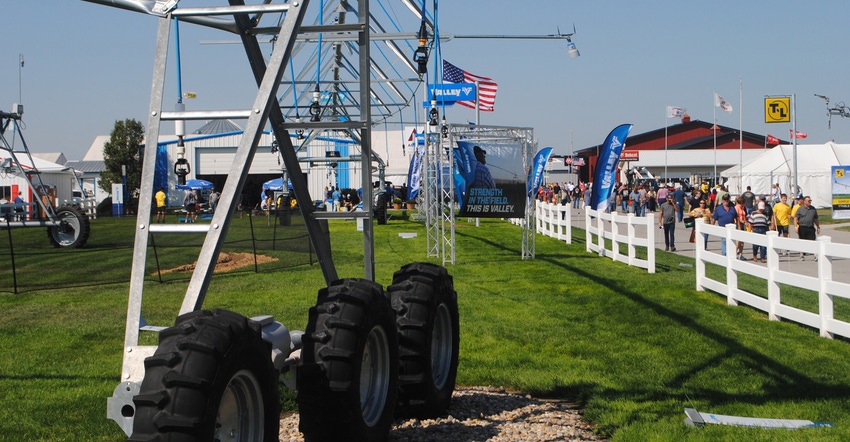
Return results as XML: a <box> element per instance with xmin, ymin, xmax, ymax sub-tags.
<box><xmin>535</xmin><ymin>181</ymin><xmax>592</xmax><ymax>209</ymax></box>
<box><xmin>538</xmin><ymin>178</ymin><xmax>820</xmax><ymax>261</ymax></box>
<box><xmin>607</xmin><ymin>179</ymin><xmax>818</xmax><ymax>260</ymax></box>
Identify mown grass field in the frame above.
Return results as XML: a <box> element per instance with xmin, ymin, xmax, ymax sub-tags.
<box><xmin>1</xmin><ymin>211</ymin><xmax>849</xmax><ymax>441</ymax></box>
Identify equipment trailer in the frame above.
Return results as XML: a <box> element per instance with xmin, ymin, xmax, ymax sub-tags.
<box><xmin>90</xmin><ymin>1</ymin><xmax>459</xmax><ymax>440</ymax></box>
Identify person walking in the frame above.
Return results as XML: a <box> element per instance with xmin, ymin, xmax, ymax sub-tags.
<box><xmin>656</xmin><ymin>185</ymin><xmax>669</xmax><ymax>213</ymax></box>
<box><xmin>183</xmin><ymin>190</ymin><xmax>198</xmax><ymax>223</ymax></box>
<box><xmin>790</xmin><ymin>195</ymin><xmax>805</xmax><ymax>241</ymax></box>
<box><xmin>771</xmin><ymin>183</ymin><xmax>781</xmax><ymax>205</ymax></box>
<box><xmin>572</xmin><ymin>185</ymin><xmax>582</xmax><ymax>209</ymax></box>
<box><xmin>637</xmin><ymin>185</ymin><xmax>648</xmax><ymax>217</ymax></box>
<box><xmin>773</xmin><ymin>193</ymin><xmax>792</xmax><ymax>255</ymax></box>
<box><xmin>629</xmin><ymin>186</ymin><xmax>641</xmax><ymax>215</ymax></box>
<box><xmin>747</xmin><ymin>205</ymin><xmax>770</xmax><ymax>262</ymax></box>
<box><xmin>794</xmin><ymin>195</ymin><xmax>820</xmax><ymax>261</ymax></box>
<box><xmin>13</xmin><ymin>191</ymin><xmax>24</xmax><ymax>221</ymax></box>
<box><xmin>734</xmin><ymin>195</ymin><xmax>749</xmax><ymax>261</ymax></box>
<box><xmin>689</xmin><ymin>199</ymin><xmax>712</xmax><ymax>249</ymax></box>
<box><xmin>659</xmin><ymin>195</ymin><xmax>678</xmax><ymax>252</ymax></box>
<box><xmin>155</xmin><ymin>187</ymin><xmax>167</xmax><ymax>223</ymax></box>
<box><xmin>619</xmin><ymin>184</ymin><xmax>630</xmax><ymax>213</ymax></box>
<box><xmin>208</xmin><ymin>189</ymin><xmax>219</xmax><ymax>212</ymax></box>
<box><xmin>332</xmin><ymin>187</ymin><xmax>341</xmax><ymax>211</ymax></box>
<box><xmin>711</xmin><ymin>193</ymin><xmax>737</xmax><ymax>256</ymax></box>
<box><xmin>673</xmin><ymin>184</ymin><xmax>686</xmax><ymax>222</ymax></box>
<box><xmin>742</xmin><ymin>185</ymin><xmax>756</xmax><ymax>215</ymax></box>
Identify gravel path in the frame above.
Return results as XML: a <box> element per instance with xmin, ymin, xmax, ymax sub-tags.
<box><xmin>279</xmin><ymin>386</ymin><xmax>606</xmax><ymax>441</ymax></box>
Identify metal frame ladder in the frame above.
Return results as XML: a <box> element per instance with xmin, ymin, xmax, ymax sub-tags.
<box><xmin>108</xmin><ymin>1</ymin><xmax>376</xmax><ymax>434</ymax></box>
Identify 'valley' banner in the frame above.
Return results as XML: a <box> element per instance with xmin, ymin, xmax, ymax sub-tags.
<box><xmin>527</xmin><ymin>147</ymin><xmax>553</xmax><ymax>197</ymax></box>
<box><xmin>455</xmin><ymin>140</ymin><xmax>525</xmax><ymax>218</ymax></box>
<box><xmin>590</xmin><ymin>124</ymin><xmax>633</xmax><ymax>212</ymax></box>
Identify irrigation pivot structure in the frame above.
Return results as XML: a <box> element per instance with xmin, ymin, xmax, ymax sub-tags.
<box><xmin>84</xmin><ymin>1</ymin><xmax>460</xmax><ymax>441</ymax></box>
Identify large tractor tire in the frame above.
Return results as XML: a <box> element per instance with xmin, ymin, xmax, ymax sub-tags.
<box><xmin>374</xmin><ymin>193</ymin><xmax>388</xmax><ymax>225</ymax></box>
<box><xmin>47</xmin><ymin>204</ymin><xmax>90</xmax><ymax>248</ymax></box>
<box><xmin>129</xmin><ymin>309</ymin><xmax>280</xmax><ymax>442</ymax></box>
<box><xmin>297</xmin><ymin>279</ymin><xmax>398</xmax><ymax>441</ymax></box>
<box><xmin>388</xmin><ymin>262</ymin><xmax>459</xmax><ymax>418</ymax></box>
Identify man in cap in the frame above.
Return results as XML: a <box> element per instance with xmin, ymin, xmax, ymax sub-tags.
<box><xmin>742</xmin><ymin>185</ymin><xmax>756</xmax><ymax>214</ymax></box>
<box><xmin>711</xmin><ymin>193</ymin><xmax>737</xmax><ymax>256</ymax></box>
<box><xmin>472</xmin><ymin>145</ymin><xmax>496</xmax><ymax>189</ymax></box>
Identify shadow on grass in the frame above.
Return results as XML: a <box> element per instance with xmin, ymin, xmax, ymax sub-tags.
<box><xmin>537</xmin><ymin>253</ymin><xmax>850</xmax><ymax>408</ymax></box>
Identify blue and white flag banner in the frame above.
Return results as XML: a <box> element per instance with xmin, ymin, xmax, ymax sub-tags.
<box><xmin>406</xmin><ymin>145</ymin><xmax>425</xmax><ymax>200</ymax></box>
<box><xmin>590</xmin><ymin>124</ymin><xmax>633</xmax><ymax>212</ymax></box>
<box><xmin>527</xmin><ymin>147</ymin><xmax>554</xmax><ymax>197</ymax></box>
<box><xmin>428</xmin><ymin>83</ymin><xmax>476</xmax><ymax>104</ymax></box>
<box><xmin>453</xmin><ymin>149</ymin><xmax>468</xmax><ymax>209</ymax></box>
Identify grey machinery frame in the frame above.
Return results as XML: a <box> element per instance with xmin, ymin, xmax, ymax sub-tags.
<box><xmin>89</xmin><ymin>0</ymin><xmax>378</xmax><ymax>433</ymax></box>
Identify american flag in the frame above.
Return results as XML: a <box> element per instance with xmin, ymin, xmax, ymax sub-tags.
<box><xmin>442</xmin><ymin>60</ymin><xmax>498</xmax><ymax>112</ymax></box>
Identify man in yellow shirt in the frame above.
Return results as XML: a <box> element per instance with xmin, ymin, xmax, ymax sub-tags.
<box><xmin>780</xmin><ymin>196</ymin><xmax>803</xmax><ymax>238</ymax></box>
<box><xmin>773</xmin><ymin>193</ymin><xmax>792</xmax><ymax>255</ymax></box>
<box><xmin>155</xmin><ymin>187</ymin><xmax>167</xmax><ymax>223</ymax></box>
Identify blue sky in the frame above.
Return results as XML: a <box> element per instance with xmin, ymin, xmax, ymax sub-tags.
<box><xmin>2</xmin><ymin>0</ymin><xmax>850</xmax><ymax>161</ymax></box>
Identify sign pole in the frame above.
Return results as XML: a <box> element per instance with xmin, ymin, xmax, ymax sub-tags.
<box><xmin>792</xmin><ymin>93</ymin><xmax>798</xmax><ymax>204</ymax></box>
<box><xmin>764</xmin><ymin>95</ymin><xmax>793</xmax><ymax>202</ymax></box>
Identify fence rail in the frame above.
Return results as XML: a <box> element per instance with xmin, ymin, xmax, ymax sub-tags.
<box><xmin>695</xmin><ymin>220</ymin><xmax>850</xmax><ymax>339</ymax></box>
<box><xmin>585</xmin><ymin>208</ymin><xmax>656</xmax><ymax>273</ymax></box>
<box><xmin>534</xmin><ymin>201</ymin><xmax>573</xmax><ymax>244</ymax></box>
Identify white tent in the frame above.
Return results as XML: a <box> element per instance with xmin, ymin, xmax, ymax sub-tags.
<box><xmin>721</xmin><ymin>142</ymin><xmax>850</xmax><ymax>208</ymax></box>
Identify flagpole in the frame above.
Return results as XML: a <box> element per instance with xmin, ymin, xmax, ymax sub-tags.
<box><xmin>792</xmin><ymin>93</ymin><xmax>798</xmax><ymax>204</ymax></box>
<box><xmin>664</xmin><ymin>107</ymin><xmax>668</xmax><ymax>180</ymax></box>
<box><xmin>739</xmin><ymin>76</ymin><xmax>743</xmax><ymax>194</ymax></box>
<box><xmin>713</xmin><ymin>93</ymin><xmax>717</xmax><ymax>183</ymax></box>
<box><xmin>475</xmin><ymin>80</ymin><xmax>480</xmax><ymax>125</ymax></box>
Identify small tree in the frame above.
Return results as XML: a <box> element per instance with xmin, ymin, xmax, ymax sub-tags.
<box><xmin>99</xmin><ymin>119</ymin><xmax>145</xmax><ymax>195</ymax></box>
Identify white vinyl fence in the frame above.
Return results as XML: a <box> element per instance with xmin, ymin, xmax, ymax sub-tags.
<box><xmin>695</xmin><ymin>219</ymin><xmax>850</xmax><ymax>339</ymax></box>
<box><xmin>585</xmin><ymin>208</ymin><xmax>656</xmax><ymax>273</ymax></box>
<box><xmin>534</xmin><ymin>201</ymin><xmax>573</xmax><ymax>243</ymax></box>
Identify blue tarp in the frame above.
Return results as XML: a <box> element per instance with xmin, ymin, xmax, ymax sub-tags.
<box><xmin>175</xmin><ymin>179</ymin><xmax>214</xmax><ymax>190</ymax></box>
<box><xmin>262</xmin><ymin>177</ymin><xmax>292</xmax><ymax>191</ymax></box>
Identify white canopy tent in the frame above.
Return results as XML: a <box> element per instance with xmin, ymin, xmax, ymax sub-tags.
<box><xmin>721</xmin><ymin>142</ymin><xmax>850</xmax><ymax>208</ymax></box>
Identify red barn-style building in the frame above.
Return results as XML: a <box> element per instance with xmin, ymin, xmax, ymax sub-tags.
<box><xmin>573</xmin><ymin>114</ymin><xmax>784</xmax><ymax>185</ymax></box>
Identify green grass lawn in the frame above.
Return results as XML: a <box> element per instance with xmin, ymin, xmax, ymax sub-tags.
<box><xmin>1</xmin><ymin>212</ymin><xmax>849</xmax><ymax>441</ymax></box>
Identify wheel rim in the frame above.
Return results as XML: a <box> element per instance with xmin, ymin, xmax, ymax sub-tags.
<box><xmin>216</xmin><ymin>369</ymin><xmax>264</xmax><ymax>441</ymax></box>
<box><xmin>431</xmin><ymin>303</ymin><xmax>453</xmax><ymax>390</ymax></box>
<box><xmin>52</xmin><ymin>212</ymin><xmax>80</xmax><ymax>246</ymax></box>
<box><xmin>360</xmin><ymin>325</ymin><xmax>391</xmax><ymax>427</ymax></box>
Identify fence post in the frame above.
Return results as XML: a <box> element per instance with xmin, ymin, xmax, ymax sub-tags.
<box><xmin>766</xmin><ymin>231</ymin><xmax>779</xmax><ymax>320</ymax></box>
<box><xmin>818</xmin><ymin>236</ymin><xmax>833</xmax><ymax>338</ymax></box>
<box><xmin>535</xmin><ymin>200</ymin><xmax>543</xmax><ymax>234</ymax></box>
<box><xmin>550</xmin><ymin>202</ymin><xmax>557</xmax><ymax>238</ymax></box>
<box><xmin>611</xmin><ymin>211</ymin><xmax>620</xmax><ymax>262</ymax></box>
<box><xmin>626</xmin><ymin>213</ymin><xmax>637</xmax><ymax>266</ymax></box>
<box><xmin>585</xmin><ymin>209</ymin><xmax>593</xmax><ymax>253</ymax></box>
<box><xmin>647</xmin><ymin>212</ymin><xmax>656</xmax><ymax>273</ymax></box>
<box><xmin>694</xmin><ymin>219</ymin><xmax>704</xmax><ymax>289</ymax></box>
<box><xmin>597</xmin><ymin>210</ymin><xmax>605</xmax><ymax>257</ymax></box>
<box><xmin>725</xmin><ymin>224</ymin><xmax>738</xmax><ymax>306</ymax></box>
<box><xmin>565</xmin><ymin>203</ymin><xmax>572</xmax><ymax>244</ymax></box>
